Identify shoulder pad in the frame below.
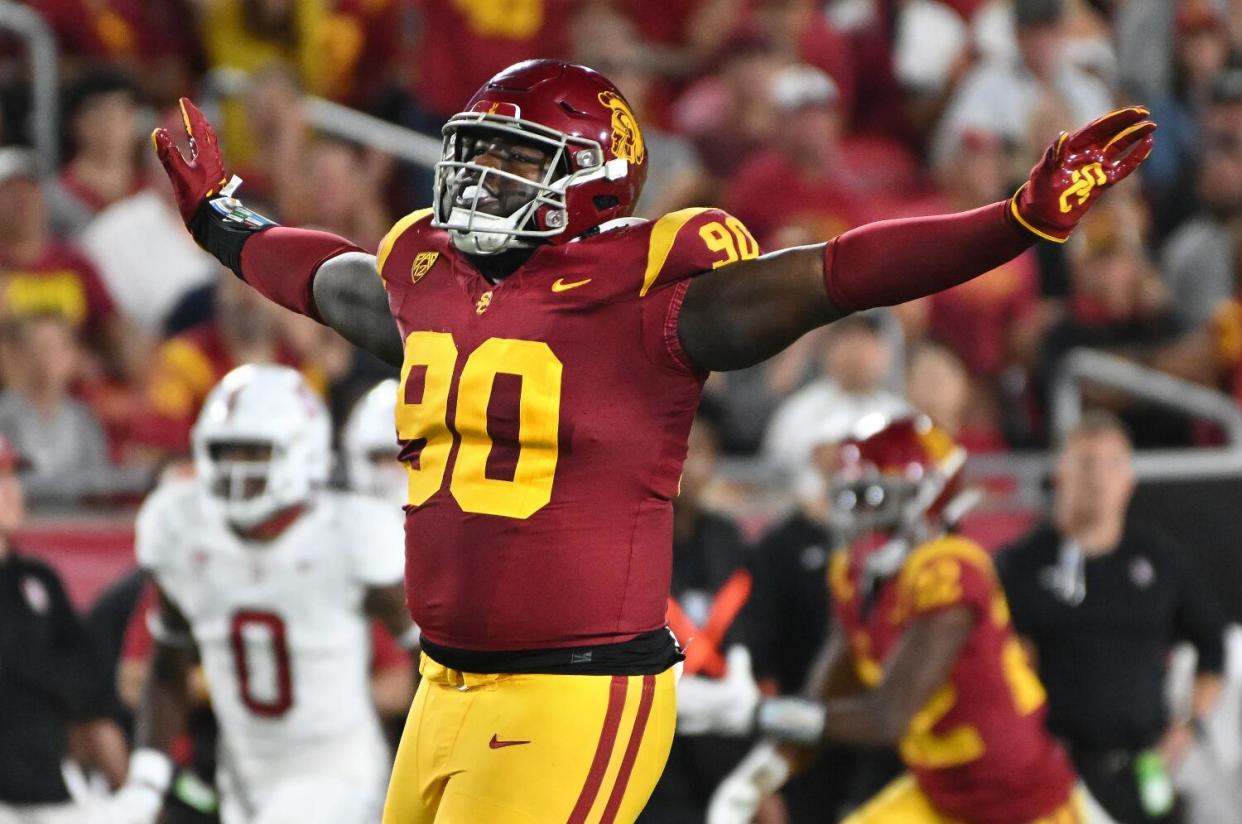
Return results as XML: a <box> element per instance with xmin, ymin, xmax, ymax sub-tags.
<box><xmin>376</xmin><ymin>208</ymin><xmax>435</xmax><ymax>284</ymax></box>
<box><xmin>135</xmin><ymin>479</ymin><xmax>200</xmax><ymax>569</ymax></box>
<box><xmin>895</xmin><ymin>536</ymin><xmax>998</xmax><ymax>620</ymax></box>
<box><xmin>639</xmin><ymin>208</ymin><xmax>760</xmax><ymax>297</ymax></box>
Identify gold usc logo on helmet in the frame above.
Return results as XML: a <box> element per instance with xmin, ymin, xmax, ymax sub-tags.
<box><xmin>597</xmin><ymin>91</ymin><xmax>645</xmax><ymax>165</ymax></box>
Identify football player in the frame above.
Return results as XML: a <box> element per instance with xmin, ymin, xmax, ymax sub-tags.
<box><xmin>342</xmin><ymin>378</ymin><xmax>406</xmax><ymax>506</ymax></box>
<box><xmin>106</xmin><ymin>365</ymin><xmax>416</xmax><ymax>824</ymax></box>
<box><xmin>150</xmin><ymin>59</ymin><xmax>1152</xmax><ymax>823</ymax></box>
<box><xmin>693</xmin><ymin>416</ymin><xmax>1094</xmax><ymax>824</ymax></box>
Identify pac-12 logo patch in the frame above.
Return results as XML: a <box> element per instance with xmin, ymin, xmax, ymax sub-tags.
<box><xmin>411</xmin><ymin>252</ymin><xmax>439</xmax><ymax>283</ymax></box>
<box><xmin>597</xmin><ymin>91</ymin><xmax>645</xmax><ymax>165</ymax></box>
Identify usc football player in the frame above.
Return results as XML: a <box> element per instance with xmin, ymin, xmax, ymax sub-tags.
<box><xmin>697</xmin><ymin>417</ymin><xmax>1093</xmax><ymax>824</ymax></box>
<box><xmin>151</xmin><ymin>60</ymin><xmax>1152</xmax><ymax>824</ymax></box>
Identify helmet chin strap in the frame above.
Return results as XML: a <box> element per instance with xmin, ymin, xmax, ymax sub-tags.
<box><xmin>447</xmin><ymin>213</ymin><xmax>530</xmax><ymax>256</ymax></box>
<box><xmin>461</xmin><ymin>245</ymin><xmax>538</xmax><ymax>283</ymax></box>
<box><xmin>856</xmin><ymin>516</ymin><xmax>940</xmax><ymax>618</ymax></box>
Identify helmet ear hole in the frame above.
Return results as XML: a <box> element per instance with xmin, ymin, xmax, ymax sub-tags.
<box><xmin>593</xmin><ymin>194</ymin><xmax>620</xmax><ymax>211</ymax></box>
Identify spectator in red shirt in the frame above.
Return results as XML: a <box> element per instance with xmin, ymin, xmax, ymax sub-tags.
<box><xmin>572</xmin><ymin>4</ymin><xmax>711</xmax><ymax>217</ymax></box>
<box><xmin>906</xmin><ymin>338</ymin><xmax>1006</xmax><ymax>454</ymax></box>
<box><xmin>890</xmin><ymin>129</ymin><xmax>1044</xmax><ymax>383</ymax></box>
<box><xmin>724</xmin><ymin>65</ymin><xmax>914</xmax><ymax>246</ymax></box>
<box><xmin>29</xmin><ymin>0</ymin><xmax>202</xmax><ymax>105</ymax></box>
<box><xmin>747</xmin><ymin>0</ymin><xmax>857</xmax><ymax>124</ymax></box>
<box><xmin>133</xmin><ymin>272</ymin><xmax>324</xmax><ymax>458</ymax></box>
<box><xmin>410</xmin><ymin>0</ymin><xmax>575</xmax><ymax>122</ymax></box>
<box><xmin>0</xmin><ymin>148</ymin><xmax>140</xmax><ymax>380</ymax></box>
<box><xmin>332</xmin><ymin>0</ymin><xmax>419</xmax><ymax>112</ymax></box>
<box><xmin>281</xmin><ymin>138</ymin><xmax>393</xmax><ymax>253</ymax></box>
<box><xmin>46</xmin><ymin>71</ymin><xmax>148</xmax><ymax>237</ymax></box>
<box><xmin>672</xmin><ymin>32</ymin><xmax>784</xmax><ymax>181</ymax></box>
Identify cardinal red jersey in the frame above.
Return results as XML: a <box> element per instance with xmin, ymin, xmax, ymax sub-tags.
<box><xmin>830</xmin><ymin>535</ymin><xmax>1076</xmax><ymax>824</ymax></box>
<box><xmin>376</xmin><ymin>207</ymin><xmax>759</xmax><ymax>652</ymax></box>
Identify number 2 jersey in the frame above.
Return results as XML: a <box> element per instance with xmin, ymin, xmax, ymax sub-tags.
<box><xmin>135</xmin><ymin>480</ymin><xmax>405</xmax><ymax>794</ymax></box>
<box><xmin>829</xmin><ymin>535</ymin><xmax>1077</xmax><ymax>824</ymax></box>
<box><xmin>376</xmin><ymin>207</ymin><xmax>758</xmax><ymax>659</ymax></box>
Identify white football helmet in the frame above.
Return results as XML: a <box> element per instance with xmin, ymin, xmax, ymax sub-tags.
<box><xmin>192</xmin><ymin>364</ymin><xmax>331</xmax><ymax>530</ymax></box>
<box><xmin>341</xmin><ymin>379</ymin><xmax>405</xmax><ymax>506</ymax></box>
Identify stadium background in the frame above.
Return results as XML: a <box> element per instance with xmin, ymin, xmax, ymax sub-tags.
<box><xmin>2</xmin><ymin>0</ymin><xmax>1242</xmax><ymax>822</ymax></box>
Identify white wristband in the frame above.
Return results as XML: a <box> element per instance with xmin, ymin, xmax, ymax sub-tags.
<box><xmin>740</xmin><ymin>742</ymin><xmax>793</xmax><ymax>795</ymax></box>
<box><xmin>756</xmin><ymin>697</ymin><xmax>827</xmax><ymax>745</ymax></box>
<box><xmin>128</xmin><ymin>748</ymin><xmax>173</xmax><ymax>794</ymax></box>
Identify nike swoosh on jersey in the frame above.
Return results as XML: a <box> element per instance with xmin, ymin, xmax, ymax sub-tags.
<box><xmin>489</xmin><ymin>734</ymin><xmax>531</xmax><ymax>749</ymax></box>
<box><xmin>551</xmin><ymin>277</ymin><xmax>592</xmax><ymax>292</ymax></box>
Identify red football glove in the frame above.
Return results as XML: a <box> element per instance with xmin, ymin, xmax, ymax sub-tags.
<box><xmin>1010</xmin><ymin>106</ymin><xmax>1156</xmax><ymax>243</ymax></box>
<box><xmin>151</xmin><ymin>98</ymin><xmax>230</xmax><ymax>225</ymax></box>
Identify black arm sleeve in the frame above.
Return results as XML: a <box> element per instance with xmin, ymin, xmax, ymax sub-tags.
<box><xmin>1171</xmin><ymin>546</ymin><xmax>1227</xmax><ymax>674</ymax></box>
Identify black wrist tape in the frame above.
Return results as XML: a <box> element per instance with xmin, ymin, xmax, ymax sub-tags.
<box><xmin>188</xmin><ymin>196</ymin><xmax>280</xmax><ymax>280</ymax></box>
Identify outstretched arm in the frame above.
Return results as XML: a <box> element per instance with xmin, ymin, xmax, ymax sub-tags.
<box><xmin>310</xmin><ymin>253</ymin><xmax>402</xmax><ymax>365</ymax></box>
<box><xmin>152</xmin><ymin>99</ymin><xmax>401</xmax><ymax>367</ymax></box>
<box><xmin>800</xmin><ymin>607</ymin><xmax>973</xmax><ymax>747</ymax></box>
<box><xmin>679</xmin><ymin>106</ymin><xmax>1156</xmax><ymax>373</ymax></box>
<box><xmin>705</xmin><ymin>610</ymin><xmax>973</xmax><ymax>824</ymax></box>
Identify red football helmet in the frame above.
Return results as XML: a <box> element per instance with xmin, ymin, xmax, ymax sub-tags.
<box><xmin>432</xmin><ymin>59</ymin><xmax>648</xmax><ymax>255</ymax></box>
<box><xmin>830</xmin><ymin>414</ymin><xmax>968</xmax><ymax>540</ymax></box>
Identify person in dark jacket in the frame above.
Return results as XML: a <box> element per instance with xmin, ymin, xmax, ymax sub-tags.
<box><xmin>0</xmin><ymin>434</ymin><xmax>127</xmax><ymax>823</ymax></box>
<box><xmin>998</xmin><ymin>411</ymin><xmax>1227</xmax><ymax>824</ymax></box>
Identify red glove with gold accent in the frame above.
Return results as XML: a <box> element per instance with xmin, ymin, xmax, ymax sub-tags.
<box><xmin>149</xmin><ymin>97</ymin><xmax>358</xmax><ymax>321</ymax></box>
<box><xmin>151</xmin><ymin>97</ymin><xmax>230</xmax><ymax>225</ymax></box>
<box><xmin>1010</xmin><ymin>106</ymin><xmax>1156</xmax><ymax>243</ymax></box>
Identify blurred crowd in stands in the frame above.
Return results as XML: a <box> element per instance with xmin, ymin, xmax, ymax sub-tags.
<box><xmin>3</xmin><ymin>0</ymin><xmax>1242</xmax><ymax>506</ymax></box>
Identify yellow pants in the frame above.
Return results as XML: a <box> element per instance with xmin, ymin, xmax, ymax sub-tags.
<box><xmin>381</xmin><ymin>654</ymin><xmax>677</xmax><ymax>824</ymax></box>
<box><xmin>843</xmin><ymin>774</ymin><xmax>1085</xmax><ymax>824</ymax></box>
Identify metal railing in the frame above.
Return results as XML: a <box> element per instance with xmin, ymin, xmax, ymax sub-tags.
<box><xmin>0</xmin><ymin>0</ymin><xmax>60</xmax><ymax>171</ymax></box>
<box><xmin>203</xmin><ymin>67</ymin><xmax>442</xmax><ymax>167</ymax></box>
<box><xmin>1048</xmin><ymin>347</ymin><xmax>1242</xmax><ymax>479</ymax></box>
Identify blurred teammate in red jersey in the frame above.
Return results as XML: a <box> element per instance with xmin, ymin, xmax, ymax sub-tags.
<box><xmin>696</xmin><ymin>416</ymin><xmax>1098</xmax><ymax>824</ymax></box>
<box><xmin>150</xmin><ymin>57</ymin><xmax>1152</xmax><ymax>822</ymax></box>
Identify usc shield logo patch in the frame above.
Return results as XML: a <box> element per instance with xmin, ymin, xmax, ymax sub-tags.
<box><xmin>597</xmin><ymin>91</ymin><xmax>645</xmax><ymax>165</ymax></box>
<box><xmin>411</xmin><ymin>252</ymin><xmax>439</xmax><ymax>283</ymax></box>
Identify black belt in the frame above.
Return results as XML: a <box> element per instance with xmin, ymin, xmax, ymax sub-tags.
<box><xmin>420</xmin><ymin>628</ymin><xmax>683</xmax><ymax>676</ymax></box>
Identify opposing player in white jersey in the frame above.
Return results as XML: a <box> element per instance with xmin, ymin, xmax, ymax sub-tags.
<box><xmin>107</xmin><ymin>365</ymin><xmax>415</xmax><ymax>824</ymax></box>
<box><xmin>341</xmin><ymin>379</ymin><xmax>404</xmax><ymax>507</ymax></box>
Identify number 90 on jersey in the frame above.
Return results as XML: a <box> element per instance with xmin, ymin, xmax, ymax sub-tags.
<box><xmin>396</xmin><ymin>332</ymin><xmax>563</xmax><ymax>520</ymax></box>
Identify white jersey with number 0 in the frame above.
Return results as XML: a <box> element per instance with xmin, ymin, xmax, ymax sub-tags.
<box><xmin>135</xmin><ymin>479</ymin><xmax>406</xmax><ymax>822</ymax></box>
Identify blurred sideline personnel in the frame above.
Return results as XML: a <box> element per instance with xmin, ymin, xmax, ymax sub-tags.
<box><xmin>641</xmin><ymin>406</ymin><xmax>755</xmax><ymax>823</ymax></box>
<box><xmin>997</xmin><ymin>412</ymin><xmax>1226</xmax><ymax>824</ymax></box>
<box><xmin>153</xmin><ymin>56</ymin><xmax>1153</xmax><ymax>821</ymax></box>
<box><xmin>0</xmin><ymin>434</ymin><xmax>128</xmax><ymax>824</ymax></box>
<box><xmin>104</xmin><ymin>365</ymin><xmax>416</xmax><ymax>824</ymax></box>
<box><xmin>691</xmin><ymin>416</ymin><xmax>1100</xmax><ymax>824</ymax></box>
